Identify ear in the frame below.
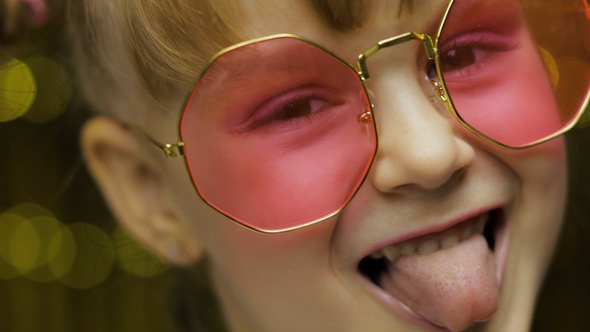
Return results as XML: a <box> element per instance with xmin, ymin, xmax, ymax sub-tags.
<box><xmin>81</xmin><ymin>116</ymin><xmax>204</xmax><ymax>266</ymax></box>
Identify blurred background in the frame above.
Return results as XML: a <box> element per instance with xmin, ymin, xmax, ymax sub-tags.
<box><xmin>0</xmin><ymin>1</ymin><xmax>178</xmax><ymax>331</ymax></box>
<box><xmin>0</xmin><ymin>0</ymin><xmax>589</xmax><ymax>331</ymax></box>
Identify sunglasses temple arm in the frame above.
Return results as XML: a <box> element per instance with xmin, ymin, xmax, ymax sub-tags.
<box><xmin>121</xmin><ymin>122</ymin><xmax>185</xmax><ymax>158</ymax></box>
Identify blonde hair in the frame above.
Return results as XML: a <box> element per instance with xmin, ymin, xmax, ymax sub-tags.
<box><xmin>68</xmin><ymin>0</ymin><xmax>241</xmax><ymax>116</ymax></box>
<box><xmin>67</xmin><ymin>0</ymin><xmax>414</xmax><ymax>116</ymax></box>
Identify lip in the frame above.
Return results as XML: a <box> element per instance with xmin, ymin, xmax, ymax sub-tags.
<box><xmin>355</xmin><ymin>205</ymin><xmax>510</xmax><ymax>331</ymax></box>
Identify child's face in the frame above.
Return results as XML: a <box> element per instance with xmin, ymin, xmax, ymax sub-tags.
<box><xmin>133</xmin><ymin>0</ymin><xmax>568</xmax><ymax>331</ymax></box>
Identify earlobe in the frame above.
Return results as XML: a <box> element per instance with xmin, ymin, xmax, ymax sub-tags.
<box><xmin>81</xmin><ymin>116</ymin><xmax>204</xmax><ymax>266</ymax></box>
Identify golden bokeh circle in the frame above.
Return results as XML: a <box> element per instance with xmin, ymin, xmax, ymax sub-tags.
<box><xmin>0</xmin><ymin>58</ymin><xmax>36</xmax><ymax>122</ymax></box>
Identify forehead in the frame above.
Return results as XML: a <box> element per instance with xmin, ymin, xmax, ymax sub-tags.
<box><xmin>233</xmin><ymin>0</ymin><xmax>447</xmax><ymax>41</ymax></box>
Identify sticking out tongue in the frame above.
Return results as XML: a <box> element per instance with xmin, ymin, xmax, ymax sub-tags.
<box><xmin>380</xmin><ymin>234</ymin><xmax>499</xmax><ymax>331</ymax></box>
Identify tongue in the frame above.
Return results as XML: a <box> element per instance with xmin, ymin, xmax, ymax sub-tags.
<box><xmin>380</xmin><ymin>234</ymin><xmax>500</xmax><ymax>331</ymax></box>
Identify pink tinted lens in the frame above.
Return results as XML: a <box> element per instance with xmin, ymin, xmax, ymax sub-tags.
<box><xmin>439</xmin><ymin>0</ymin><xmax>590</xmax><ymax>148</ymax></box>
<box><xmin>180</xmin><ymin>37</ymin><xmax>376</xmax><ymax>232</ymax></box>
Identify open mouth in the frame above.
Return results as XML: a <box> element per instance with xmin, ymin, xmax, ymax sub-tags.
<box><xmin>358</xmin><ymin>209</ymin><xmax>506</xmax><ymax>331</ymax></box>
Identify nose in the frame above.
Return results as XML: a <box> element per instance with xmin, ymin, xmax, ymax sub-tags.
<box><xmin>368</xmin><ymin>72</ymin><xmax>475</xmax><ymax>193</ymax></box>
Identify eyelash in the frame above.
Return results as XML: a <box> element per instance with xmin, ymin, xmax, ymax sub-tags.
<box><xmin>437</xmin><ymin>31</ymin><xmax>518</xmax><ymax>78</ymax></box>
<box><xmin>242</xmin><ymin>86</ymin><xmax>342</xmax><ymax>132</ymax></box>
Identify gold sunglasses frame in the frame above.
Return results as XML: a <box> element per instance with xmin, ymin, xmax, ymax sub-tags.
<box><xmin>135</xmin><ymin>0</ymin><xmax>590</xmax><ymax>233</ymax></box>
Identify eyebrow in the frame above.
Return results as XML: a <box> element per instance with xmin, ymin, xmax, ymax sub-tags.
<box><xmin>309</xmin><ymin>0</ymin><xmax>415</xmax><ymax>32</ymax></box>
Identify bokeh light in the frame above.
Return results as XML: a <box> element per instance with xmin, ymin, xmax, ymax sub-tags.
<box><xmin>57</xmin><ymin>222</ymin><xmax>114</xmax><ymax>289</ymax></box>
<box><xmin>47</xmin><ymin>222</ymin><xmax>76</xmax><ymax>280</ymax></box>
<box><xmin>0</xmin><ymin>212</ymin><xmax>26</xmax><ymax>279</ymax></box>
<box><xmin>0</xmin><ymin>5</ymin><xmax>181</xmax><ymax>332</ymax></box>
<box><xmin>21</xmin><ymin>55</ymin><xmax>72</xmax><ymax>123</ymax></box>
<box><xmin>22</xmin><ymin>215</ymin><xmax>64</xmax><ymax>282</ymax></box>
<box><xmin>8</xmin><ymin>217</ymin><xmax>41</xmax><ymax>274</ymax></box>
<box><xmin>0</xmin><ymin>58</ymin><xmax>36</xmax><ymax>122</ymax></box>
<box><xmin>8</xmin><ymin>202</ymin><xmax>54</xmax><ymax>218</ymax></box>
<box><xmin>0</xmin><ymin>202</ymin><xmax>169</xmax><ymax>288</ymax></box>
<box><xmin>0</xmin><ymin>204</ymin><xmax>71</xmax><ymax>282</ymax></box>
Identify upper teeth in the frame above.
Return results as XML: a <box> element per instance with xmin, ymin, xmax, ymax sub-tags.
<box><xmin>369</xmin><ymin>214</ymin><xmax>488</xmax><ymax>261</ymax></box>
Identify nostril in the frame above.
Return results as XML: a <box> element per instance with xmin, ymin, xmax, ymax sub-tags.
<box><xmin>368</xmin><ymin>137</ymin><xmax>473</xmax><ymax>194</ymax></box>
<box><xmin>367</xmin><ymin>74</ymin><xmax>475</xmax><ymax>193</ymax></box>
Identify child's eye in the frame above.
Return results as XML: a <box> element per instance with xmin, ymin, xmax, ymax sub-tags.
<box><xmin>440</xmin><ymin>44</ymin><xmax>480</xmax><ymax>73</ymax></box>
<box><xmin>438</xmin><ymin>33</ymin><xmax>518</xmax><ymax>79</ymax></box>
<box><xmin>241</xmin><ymin>86</ymin><xmax>344</xmax><ymax>132</ymax></box>
<box><xmin>266</xmin><ymin>96</ymin><xmax>329</xmax><ymax>123</ymax></box>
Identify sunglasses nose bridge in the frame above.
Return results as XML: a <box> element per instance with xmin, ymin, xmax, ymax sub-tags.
<box><xmin>357</xmin><ymin>32</ymin><xmax>437</xmax><ymax>80</ymax></box>
<box><xmin>356</xmin><ymin>32</ymin><xmax>451</xmax><ymax>120</ymax></box>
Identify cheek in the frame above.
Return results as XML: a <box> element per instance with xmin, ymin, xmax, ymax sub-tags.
<box><xmin>508</xmin><ymin>137</ymin><xmax>568</xmax><ymax>195</ymax></box>
<box><xmin>500</xmin><ymin>136</ymin><xmax>567</xmax><ymax>275</ymax></box>
<box><xmin>186</xmin><ymin>125</ymin><xmax>374</xmax><ymax>231</ymax></box>
<box><xmin>202</xmin><ymin>221</ymin><xmax>363</xmax><ymax>331</ymax></box>
<box><xmin>160</xmin><ymin>134</ymin><xmax>348</xmax><ymax>317</ymax></box>
<box><xmin>496</xmin><ymin>136</ymin><xmax>567</xmax><ymax>228</ymax></box>
<box><xmin>207</xmin><ymin>219</ymin><xmax>336</xmax><ymax>286</ymax></box>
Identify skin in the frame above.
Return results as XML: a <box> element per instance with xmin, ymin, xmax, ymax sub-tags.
<box><xmin>81</xmin><ymin>0</ymin><xmax>568</xmax><ymax>331</ymax></box>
